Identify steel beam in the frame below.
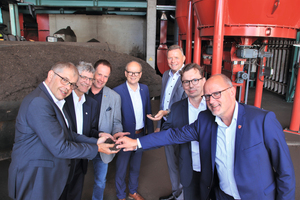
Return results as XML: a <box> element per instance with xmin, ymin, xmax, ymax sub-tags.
<box><xmin>19</xmin><ymin>0</ymin><xmax>147</xmax><ymax>8</ymax></box>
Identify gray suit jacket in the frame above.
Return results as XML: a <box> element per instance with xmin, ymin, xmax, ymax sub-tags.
<box><xmin>98</xmin><ymin>86</ymin><xmax>123</xmax><ymax>163</ymax></box>
<box><xmin>157</xmin><ymin>69</ymin><xmax>186</xmax><ymax>128</ymax></box>
<box><xmin>8</xmin><ymin>83</ymin><xmax>98</xmax><ymax>200</ymax></box>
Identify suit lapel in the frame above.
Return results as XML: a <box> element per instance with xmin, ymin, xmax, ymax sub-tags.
<box><xmin>99</xmin><ymin>86</ymin><xmax>109</xmax><ymax>128</ymax></box>
<box><xmin>234</xmin><ymin>103</ymin><xmax>245</xmax><ymax>162</ymax></box>
<box><xmin>211</xmin><ymin>120</ymin><xmax>218</xmax><ymax>172</ymax></box>
<box><xmin>123</xmin><ymin>83</ymin><xmax>135</xmax><ymax>118</ymax></box>
<box><xmin>82</xmin><ymin>96</ymin><xmax>90</xmax><ymax>136</ymax></box>
<box><xmin>65</xmin><ymin>93</ymin><xmax>77</xmax><ymax>131</ymax></box>
<box><xmin>182</xmin><ymin>98</ymin><xmax>189</xmax><ymax>125</ymax></box>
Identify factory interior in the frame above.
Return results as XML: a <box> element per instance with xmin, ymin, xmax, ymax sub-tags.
<box><xmin>0</xmin><ymin>0</ymin><xmax>300</xmax><ymax>199</ymax></box>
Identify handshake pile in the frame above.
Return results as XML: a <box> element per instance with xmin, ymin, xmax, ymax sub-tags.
<box><xmin>96</xmin><ymin>132</ymin><xmax>138</xmax><ymax>154</ymax></box>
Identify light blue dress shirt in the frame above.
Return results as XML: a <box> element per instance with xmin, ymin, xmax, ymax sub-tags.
<box><xmin>215</xmin><ymin>101</ymin><xmax>241</xmax><ymax>199</ymax></box>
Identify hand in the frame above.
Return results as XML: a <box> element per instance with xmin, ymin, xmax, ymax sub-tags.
<box><xmin>115</xmin><ymin>136</ymin><xmax>138</xmax><ymax>151</ymax></box>
<box><xmin>97</xmin><ymin>143</ymin><xmax>120</xmax><ymax>154</ymax></box>
<box><xmin>97</xmin><ymin>133</ymin><xmax>115</xmax><ymax>144</ymax></box>
<box><xmin>154</xmin><ymin>127</ymin><xmax>160</xmax><ymax>132</ymax></box>
<box><xmin>113</xmin><ymin>132</ymin><xmax>130</xmax><ymax>140</ymax></box>
<box><xmin>147</xmin><ymin>110</ymin><xmax>168</xmax><ymax>121</ymax></box>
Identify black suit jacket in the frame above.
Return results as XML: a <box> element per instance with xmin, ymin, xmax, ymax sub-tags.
<box><xmin>161</xmin><ymin>98</ymin><xmax>193</xmax><ymax>187</ymax></box>
<box><xmin>8</xmin><ymin>83</ymin><xmax>98</xmax><ymax>200</ymax></box>
<box><xmin>64</xmin><ymin>92</ymin><xmax>100</xmax><ymax>174</ymax></box>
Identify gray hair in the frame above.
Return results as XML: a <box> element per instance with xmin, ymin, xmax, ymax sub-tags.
<box><xmin>167</xmin><ymin>44</ymin><xmax>185</xmax><ymax>56</ymax></box>
<box><xmin>77</xmin><ymin>61</ymin><xmax>95</xmax><ymax>75</ymax></box>
<box><xmin>51</xmin><ymin>62</ymin><xmax>78</xmax><ymax>76</ymax></box>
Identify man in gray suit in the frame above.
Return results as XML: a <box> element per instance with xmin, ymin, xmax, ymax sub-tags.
<box><xmin>148</xmin><ymin>45</ymin><xmax>187</xmax><ymax>200</ymax></box>
<box><xmin>8</xmin><ymin>62</ymin><xmax>117</xmax><ymax>200</ymax></box>
<box><xmin>87</xmin><ymin>59</ymin><xmax>123</xmax><ymax>200</ymax></box>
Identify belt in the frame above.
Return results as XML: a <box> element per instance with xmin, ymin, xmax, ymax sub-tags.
<box><xmin>135</xmin><ymin>128</ymin><xmax>144</xmax><ymax>134</ymax></box>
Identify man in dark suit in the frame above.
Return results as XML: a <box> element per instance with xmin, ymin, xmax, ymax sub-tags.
<box><xmin>113</xmin><ymin>61</ymin><xmax>154</xmax><ymax>200</ymax></box>
<box><xmin>162</xmin><ymin>63</ymin><xmax>206</xmax><ymax>200</ymax></box>
<box><xmin>8</xmin><ymin>62</ymin><xmax>117</xmax><ymax>200</ymax></box>
<box><xmin>60</xmin><ymin>61</ymin><xmax>101</xmax><ymax>200</ymax></box>
<box><xmin>147</xmin><ymin>45</ymin><xmax>187</xmax><ymax>200</ymax></box>
<box><xmin>117</xmin><ymin>74</ymin><xmax>296</xmax><ymax>200</ymax></box>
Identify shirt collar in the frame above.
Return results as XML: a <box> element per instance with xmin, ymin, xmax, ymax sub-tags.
<box><xmin>126</xmin><ymin>81</ymin><xmax>140</xmax><ymax>92</ymax></box>
<box><xmin>215</xmin><ymin>101</ymin><xmax>238</xmax><ymax>127</ymax></box>
<box><xmin>43</xmin><ymin>81</ymin><xmax>66</xmax><ymax>108</ymax></box>
<box><xmin>188</xmin><ymin>97</ymin><xmax>207</xmax><ymax>110</ymax></box>
<box><xmin>168</xmin><ymin>64</ymin><xmax>184</xmax><ymax>77</ymax></box>
<box><xmin>72</xmin><ymin>90</ymin><xmax>85</xmax><ymax>104</ymax></box>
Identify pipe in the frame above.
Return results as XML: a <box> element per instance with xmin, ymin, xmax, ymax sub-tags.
<box><xmin>211</xmin><ymin>0</ymin><xmax>225</xmax><ymax>75</ymax></box>
<box><xmin>254</xmin><ymin>39</ymin><xmax>268</xmax><ymax>108</ymax></box>
<box><xmin>193</xmin><ymin>17</ymin><xmax>201</xmax><ymax>65</ymax></box>
<box><xmin>186</xmin><ymin>0</ymin><xmax>193</xmax><ymax>64</ymax></box>
<box><xmin>289</xmin><ymin>63</ymin><xmax>300</xmax><ymax>132</ymax></box>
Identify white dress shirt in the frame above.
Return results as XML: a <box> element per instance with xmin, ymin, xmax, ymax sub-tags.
<box><xmin>126</xmin><ymin>82</ymin><xmax>144</xmax><ymax>130</ymax></box>
<box><xmin>43</xmin><ymin>82</ymin><xmax>69</xmax><ymax>127</ymax></box>
<box><xmin>188</xmin><ymin>97</ymin><xmax>206</xmax><ymax>172</ymax></box>
<box><xmin>162</xmin><ymin>65</ymin><xmax>184</xmax><ymax>120</ymax></box>
<box><xmin>72</xmin><ymin>90</ymin><xmax>85</xmax><ymax>135</ymax></box>
<box><xmin>215</xmin><ymin>101</ymin><xmax>241</xmax><ymax>199</ymax></box>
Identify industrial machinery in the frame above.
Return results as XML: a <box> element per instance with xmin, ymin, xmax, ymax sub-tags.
<box><xmin>174</xmin><ymin>0</ymin><xmax>300</xmax><ymax>133</ymax></box>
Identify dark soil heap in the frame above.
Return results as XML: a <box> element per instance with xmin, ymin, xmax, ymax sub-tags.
<box><xmin>0</xmin><ymin>41</ymin><xmax>161</xmax><ymax>101</ymax></box>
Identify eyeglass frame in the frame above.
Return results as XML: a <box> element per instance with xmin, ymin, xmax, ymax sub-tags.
<box><xmin>182</xmin><ymin>77</ymin><xmax>204</xmax><ymax>87</ymax></box>
<box><xmin>201</xmin><ymin>86</ymin><xmax>232</xmax><ymax>101</ymax></box>
<box><xmin>53</xmin><ymin>71</ymin><xmax>78</xmax><ymax>90</ymax></box>
<box><xmin>79</xmin><ymin>74</ymin><xmax>95</xmax><ymax>82</ymax></box>
<box><xmin>125</xmin><ymin>70</ymin><xmax>142</xmax><ymax>76</ymax></box>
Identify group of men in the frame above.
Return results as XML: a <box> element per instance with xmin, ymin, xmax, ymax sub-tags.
<box><xmin>8</xmin><ymin>44</ymin><xmax>296</xmax><ymax>200</ymax></box>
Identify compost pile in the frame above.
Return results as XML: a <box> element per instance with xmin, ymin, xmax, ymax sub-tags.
<box><xmin>0</xmin><ymin>41</ymin><xmax>161</xmax><ymax>101</ymax></box>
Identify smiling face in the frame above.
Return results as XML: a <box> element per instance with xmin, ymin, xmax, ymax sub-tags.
<box><xmin>125</xmin><ymin>61</ymin><xmax>142</xmax><ymax>86</ymax></box>
<box><xmin>181</xmin><ymin>68</ymin><xmax>205</xmax><ymax>99</ymax></box>
<box><xmin>46</xmin><ymin>67</ymin><xmax>78</xmax><ymax>100</ymax></box>
<box><xmin>93</xmin><ymin>64</ymin><xmax>111</xmax><ymax>91</ymax></box>
<box><xmin>76</xmin><ymin>70</ymin><xmax>94</xmax><ymax>95</ymax></box>
<box><xmin>167</xmin><ymin>49</ymin><xmax>186</xmax><ymax>74</ymax></box>
<box><xmin>204</xmin><ymin>75</ymin><xmax>236</xmax><ymax>121</ymax></box>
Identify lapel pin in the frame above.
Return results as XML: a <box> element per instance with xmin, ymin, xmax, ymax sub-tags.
<box><xmin>104</xmin><ymin>95</ymin><xmax>107</xmax><ymax>97</ymax></box>
<box><xmin>238</xmin><ymin>125</ymin><xmax>242</xmax><ymax>129</ymax></box>
<box><xmin>85</xmin><ymin>112</ymin><xmax>88</xmax><ymax>115</ymax></box>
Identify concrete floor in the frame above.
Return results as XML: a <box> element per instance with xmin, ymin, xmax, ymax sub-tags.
<box><xmin>1</xmin><ymin>88</ymin><xmax>300</xmax><ymax>200</ymax></box>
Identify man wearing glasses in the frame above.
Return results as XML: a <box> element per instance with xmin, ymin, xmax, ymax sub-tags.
<box><xmin>61</xmin><ymin>61</ymin><xmax>106</xmax><ymax>200</ymax></box>
<box><xmin>161</xmin><ymin>63</ymin><xmax>206</xmax><ymax>200</ymax></box>
<box><xmin>116</xmin><ymin>73</ymin><xmax>295</xmax><ymax>200</ymax></box>
<box><xmin>8</xmin><ymin>62</ymin><xmax>117</xmax><ymax>200</ymax></box>
<box><xmin>113</xmin><ymin>61</ymin><xmax>153</xmax><ymax>200</ymax></box>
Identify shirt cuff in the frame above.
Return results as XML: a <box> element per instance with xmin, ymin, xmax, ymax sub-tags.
<box><xmin>137</xmin><ymin>138</ymin><xmax>142</xmax><ymax>149</ymax></box>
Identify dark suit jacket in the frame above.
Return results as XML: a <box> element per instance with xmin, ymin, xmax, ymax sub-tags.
<box><xmin>161</xmin><ymin>98</ymin><xmax>193</xmax><ymax>188</ymax></box>
<box><xmin>157</xmin><ymin>69</ymin><xmax>186</xmax><ymax>128</ymax></box>
<box><xmin>113</xmin><ymin>83</ymin><xmax>154</xmax><ymax>137</ymax></box>
<box><xmin>64</xmin><ymin>92</ymin><xmax>100</xmax><ymax>174</ymax></box>
<box><xmin>8</xmin><ymin>83</ymin><xmax>99</xmax><ymax>200</ymax></box>
<box><xmin>140</xmin><ymin>103</ymin><xmax>295</xmax><ymax>200</ymax></box>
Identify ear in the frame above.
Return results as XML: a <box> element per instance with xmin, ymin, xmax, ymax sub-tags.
<box><xmin>47</xmin><ymin>70</ymin><xmax>54</xmax><ymax>82</ymax></box>
<box><xmin>183</xmin><ymin>55</ymin><xmax>186</xmax><ymax>63</ymax></box>
<box><xmin>230</xmin><ymin>86</ymin><xmax>236</xmax><ymax>97</ymax></box>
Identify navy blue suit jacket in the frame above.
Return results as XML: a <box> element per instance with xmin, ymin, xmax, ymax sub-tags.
<box><xmin>64</xmin><ymin>92</ymin><xmax>100</xmax><ymax>174</ymax></box>
<box><xmin>8</xmin><ymin>83</ymin><xmax>98</xmax><ymax>200</ymax></box>
<box><xmin>140</xmin><ymin>103</ymin><xmax>295</xmax><ymax>200</ymax></box>
<box><xmin>113</xmin><ymin>83</ymin><xmax>154</xmax><ymax>137</ymax></box>
<box><xmin>161</xmin><ymin>98</ymin><xmax>196</xmax><ymax>188</ymax></box>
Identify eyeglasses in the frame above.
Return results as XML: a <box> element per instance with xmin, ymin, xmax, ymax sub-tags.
<box><xmin>182</xmin><ymin>78</ymin><xmax>204</xmax><ymax>87</ymax></box>
<box><xmin>201</xmin><ymin>87</ymin><xmax>232</xmax><ymax>101</ymax></box>
<box><xmin>79</xmin><ymin>75</ymin><xmax>94</xmax><ymax>82</ymax></box>
<box><xmin>125</xmin><ymin>70</ymin><xmax>141</xmax><ymax>76</ymax></box>
<box><xmin>53</xmin><ymin>72</ymin><xmax>78</xmax><ymax>90</ymax></box>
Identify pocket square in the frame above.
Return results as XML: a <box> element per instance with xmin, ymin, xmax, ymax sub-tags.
<box><xmin>106</xmin><ymin>107</ymin><xmax>112</xmax><ymax>111</ymax></box>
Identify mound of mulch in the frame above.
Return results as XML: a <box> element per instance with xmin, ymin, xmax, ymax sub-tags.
<box><xmin>0</xmin><ymin>41</ymin><xmax>162</xmax><ymax>101</ymax></box>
